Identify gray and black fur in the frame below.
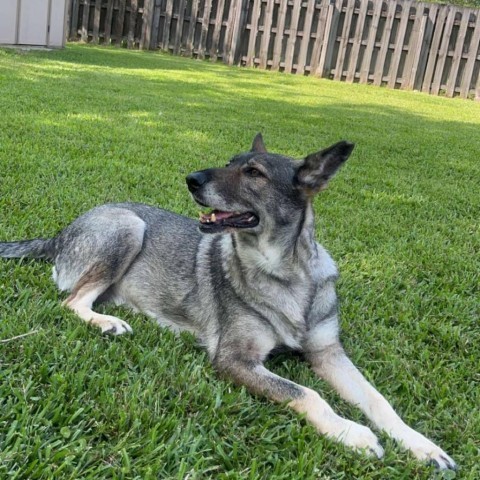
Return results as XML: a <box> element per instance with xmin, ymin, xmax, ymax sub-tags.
<box><xmin>0</xmin><ymin>134</ymin><xmax>455</xmax><ymax>470</ymax></box>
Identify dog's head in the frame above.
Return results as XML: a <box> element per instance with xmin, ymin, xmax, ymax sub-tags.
<box><xmin>186</xmin><ymin>134</ymin><xmax>354</xmax><ymax>234</ymax></box>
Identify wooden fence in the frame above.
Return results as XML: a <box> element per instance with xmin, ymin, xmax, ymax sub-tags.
<box><xmin>68</xmin><ymin>0</ymin><xmax>480</xmax><ymax>100</ymax></box>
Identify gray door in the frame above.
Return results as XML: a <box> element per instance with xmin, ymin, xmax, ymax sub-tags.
<box><xmin>18</xmin><ymin>0</ymin><xmax>50</xmax><ymax>45</ymax></box>
<box><xmin>0</xmin><ymin>0</ymin><xmax>18</xmax><ymax>44</ymax></box>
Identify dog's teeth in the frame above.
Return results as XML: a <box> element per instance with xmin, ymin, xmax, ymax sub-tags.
<box><xmin>211</xmin><ymin>213</ymin><xmax>216</xmax><ymax>222</ymax></box>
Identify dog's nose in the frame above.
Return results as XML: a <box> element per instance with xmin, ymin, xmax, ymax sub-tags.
<box><xmin>186</xmin><ymin>171</ymin><xmax>208</xmax><ymax>193</ymax></box>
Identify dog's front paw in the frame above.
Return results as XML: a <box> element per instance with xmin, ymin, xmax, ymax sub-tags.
<box><xmin>332</xmin><ymin>420</ymin><xmax>384</xmax><ymax>458</ymax></box>
<box><xmin>400</xmin><ymin>430</ymin><xmax>456</xmax><ymax>470</ymax></box>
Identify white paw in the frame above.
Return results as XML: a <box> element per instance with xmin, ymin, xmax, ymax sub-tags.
<box><xmin>402</xmin><ymin>431</ymin><xmax>456</xmax><ymax>470</ymax></box>
<box><xmin>99</xmin><ymin>316</ymin><xmax>133</xmax><ymax>336</ymax></box>
<box><xmin>332</xmin><ymin>420</ymin><xmax>384</xmax><ymax>458</ymax></box>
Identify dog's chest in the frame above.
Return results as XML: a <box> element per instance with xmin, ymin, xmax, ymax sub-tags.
<box><xmin>251</xmin><ymin>274</ymin><xmax>312</xmax><ymax>348</ymax></box>
<box><xmin>233</xmin><ymin>256</ymin><xmax>315</xmax><ymax>348</ymax></box>
<box><xmin>216</xmin><ymin>235</ymin><xmax>338</xmax><ymax>350</ymax></box>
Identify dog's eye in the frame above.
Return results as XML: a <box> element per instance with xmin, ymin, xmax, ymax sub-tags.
<box><xmin>244</xmin><ymin>167</ymin><xmax>263</xmax><ymax>178</ymax></box>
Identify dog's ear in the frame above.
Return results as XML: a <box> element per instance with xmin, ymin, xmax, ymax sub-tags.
<box><xmin>251</xmin><ymin>133</ymin><xmax>267</xmax><ymax>153</ymax></box>
<box><xmin>295</xmin><ymin>141</ymin><xmax>354</xmax><ymax>195</ymax></box>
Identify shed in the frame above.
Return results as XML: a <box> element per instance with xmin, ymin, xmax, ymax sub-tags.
<box><xmin>0</xmin><ymin>0</ymin><xmax>68</xmax><ymax>48</ymax></box>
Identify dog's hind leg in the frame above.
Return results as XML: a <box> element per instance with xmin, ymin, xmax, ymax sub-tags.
<box><xmin>63</xmin><ymin>264</ymin><xmax>134</xmax><ymax>335</ymax></box>
<box><xmin>56</xmin><ymin>208</ymin><xmax>146</xmax><ymax>335</ymax></box>
<box><xmin>305</xmin><ymin>334</ymin><xmax>456</xmax><ymax>470</ymax></box>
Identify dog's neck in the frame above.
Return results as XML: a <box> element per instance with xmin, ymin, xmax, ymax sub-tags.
<box><xmin>230</xmin><ymin>202</ymin><xmax>317</xmax><ymax>278</ymax></box>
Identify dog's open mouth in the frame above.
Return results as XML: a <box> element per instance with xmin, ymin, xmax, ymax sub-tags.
<box><xmin>199</xmin><ymin>210</ymin><xmax>259</xmax><ymax>233</ymax></box>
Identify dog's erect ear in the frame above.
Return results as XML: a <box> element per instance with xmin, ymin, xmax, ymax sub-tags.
<box><xmin>251</xmin><ymin>133</ymin><xmax>267</xmax><ymax>153</ymax></box>
<box><xmin>295</xmin><ymin>141</ymin><xmax>354</xmax><ymax>195</ymax></box>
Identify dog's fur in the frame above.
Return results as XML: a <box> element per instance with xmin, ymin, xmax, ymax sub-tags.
<box><xmin>0</xmin><ymin>135</ymin><xmax>455</xmax><ymax>469</ymax></box>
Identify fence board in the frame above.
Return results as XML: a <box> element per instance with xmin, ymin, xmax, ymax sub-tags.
<box><xmin>401</xmin><ymin>2</ymin><xmax>427</xmax><ymax>89</ymax></box>
<box><xmin>460</xmin><ymin>12</ymin><xmax>480</xmax><ymax>98</ymax></box>
<box><xmin>334</xmin><ymin>0</ymin><xmax>356</xmax><ymax>81</ymax></box>
<box><xmin>257</xmin><ymin>0</ymin><xmax>273</xmax><ymax>69</ymax></box>
<box><xmin>284</xmin><ymin>0</ymin><xmax>302</xmax><ymax>73</ymax></box>
<box><xmin>81</xmin><ymin>0</ymin><xmax>90</xmax><ymax>42</ymax></box>
<box><xmin>160</xmin><ymin>0</ymin><xmax>174</xmax><ymax>51</ymax></box>
<box><xmin>410</xmin><ymin>3</ymin><xmax>438</xmax><ymax>91</ymax></box>
<box><xmin>69</xmin><ymin>0</ymin><xmax>79</xmax><ymax>39</ymax></box>
<box><xmin>173</xmin><ymin>0</ymin><xmax>187</xmax><ymax>54</ymax></box>
<box><xmin>446</xmin><ymin>8</ymin><xmax>471</xmax><ymax>97</ymax></box>
<box><xmin>115</xmin><ymin>0</ymin><xmax>126</xmax><ymax>44</ymax></box>
<box><xmin>359</xmin><ymin>0</ymin><xmax>383</xmax><ymax>83</ymax></box>
<box><xmin>296</xmin><ymin>0</ymin><xmax>316</xmax><ymax>75</ymax></box>
<box><xmin>387</xmin><ymin>0</ymin><xmax>412</xmax><ymax>88</ymax></box>
<box><xmin>128</xmin><ymin>0</ymin><xmax>138</xmax><ymax>48</ymax></box>
<box><xmin>422</xmin><ymin>5</ymin><xmax>448</xmax><ymax>93</ymax></box>
<box><xmin>272</xmin><ymin>0</ymin><xmax>288</xmax><ymax>70</ymax></box>
<box><xmin>186</xmin><ymin>0</ymin><xmax>200</xmax><ymax>54</ymax></box>
<box><xmin>92</xmin><ymin>0</ymin><xmax>101</xmax><ymax>43</ymax></box>
<box><xmin>211</xmin><ymin>0</ymin><xmax>226</xmax><ymax>60</ymax></box>
<box><xmin>247</xmin><ymin>0</ymin><xmax>262</xmax><ymax>67</ymax></box>
<box><xmin>104</xmin><ymin>0</ymin><xmax>115</xmax><ymax>44</ymax></box>
<box><xmin>347</xmin><ymin>0</ymin><xmax>369</xmax><ymax>82</ymax></box>
<box><xmin>373</xmin><ymin>0</ymin><xmax>397</xmax><ymax>86</ymax></box>
<box><xmin>68</xmin><ymin>0</ymin><xmax>480</xmax><ymax>100</ymax></box>
<box><xmin>226</xmin><ymin>0</ymin><xmax>248</xmax><ymax>65</ymax></box>
<box><xmin>310</xmin><ymin>0</ymin><xmax>330</xmax><ymax>75</ymax></box>
<box><xmin>431</xmin><ymin>7</ymin><xmax>457</xmax><ymax>95</ymax></box>
<box><xmin>198</xmin><ymin>0</ymin><xmax>213</xmax><ymax>58</ymax></box>
<box><xmin>316</xmin><ymin>0</ymin><xmax>340</xmax><ymax>76</ymax></box>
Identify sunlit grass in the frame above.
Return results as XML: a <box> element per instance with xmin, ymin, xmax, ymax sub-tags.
<box><xmin>0</xmin><ymin>44</ymin><xmax>479</xmax><ymax>479</ymax></box>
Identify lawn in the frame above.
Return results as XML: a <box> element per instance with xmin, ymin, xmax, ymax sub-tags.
<box><xmin>0</xmin><ymin>44</ymin><xmax>478</xmax><ymax>479</ymax></box>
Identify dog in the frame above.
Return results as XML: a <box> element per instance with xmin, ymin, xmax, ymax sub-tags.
<box><xmin>0</xmin><ymin>134</ymin><xmax>455</xmax><ymax>470</ymax></box>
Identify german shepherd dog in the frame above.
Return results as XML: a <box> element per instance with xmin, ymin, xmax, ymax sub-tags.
<box><xmin>0</xmin><ymin>135</ymin><xmax>455</xmax><ymax>470</ymax></box>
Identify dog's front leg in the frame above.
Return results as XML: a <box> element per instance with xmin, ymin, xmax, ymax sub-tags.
<box><xmin>305</xmin><ymin>341</ymin><xmax>456</xmax><ymax>470</ymax></box>
<box><xmin>215</xmin><ymin>359</ymin><xmax>384</xmax><ymax>457</ymax></box>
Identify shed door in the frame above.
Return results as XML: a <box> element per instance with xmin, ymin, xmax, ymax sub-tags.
<box><xmin>18</xmin><ymin>0</ymin><xmax>50</xmax><ymax>45</ymax></box>
<box><xmin>0</xmin><ymin>0</ymin><xmax>18</xmax><ymax>44</ymax></box>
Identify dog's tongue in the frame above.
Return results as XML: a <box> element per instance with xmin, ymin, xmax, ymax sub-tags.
<box><xmin>200</xmin><ymin>210</ymin><xmax>237</xmax><ymax>224</ymax></box>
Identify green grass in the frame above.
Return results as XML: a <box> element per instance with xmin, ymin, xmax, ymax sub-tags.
<box><xmin>0</xmin><ymin>44</ymin><xmax>479</xmax><ymax>479</ymax></box>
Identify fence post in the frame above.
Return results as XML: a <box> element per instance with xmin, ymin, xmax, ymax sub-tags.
<box><xmin>226</xmin><ymin>0</ymin><xmax>249</xmax><ymax>66</ymax></box>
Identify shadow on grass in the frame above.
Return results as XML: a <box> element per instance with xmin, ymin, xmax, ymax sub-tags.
<box><xmin>1</xmin><ymin>45</ymin><xmax>479</xmax><ymax>237</ymax></box>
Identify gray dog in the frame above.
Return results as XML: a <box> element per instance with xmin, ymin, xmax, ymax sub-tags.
<box><xmin>0</xmin><ymin>134</ymin><xmax>455</xmax><ymax>470</ymax></box>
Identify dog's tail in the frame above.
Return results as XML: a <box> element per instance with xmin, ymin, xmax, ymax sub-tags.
<box><xmin>0</xmin><ymin>238</ymin><xmax>56</xmax><ymax>260</ymax></box>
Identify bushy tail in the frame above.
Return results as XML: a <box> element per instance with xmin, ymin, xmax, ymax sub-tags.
<box><xmin>0</xmin><ymin>238</ymin><xmax>56</xmax><ymax>260</ymax></box>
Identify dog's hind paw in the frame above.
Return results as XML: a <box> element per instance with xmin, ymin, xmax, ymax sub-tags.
<box><xmin>332</xmin><ymin>421</ymin><xmax>384</xmax><ymax>458</ymax></box>
<box><xmin>97</xmin><ymin>315</ymin><xmax>133</xmax><ymax>336</ymax></box>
